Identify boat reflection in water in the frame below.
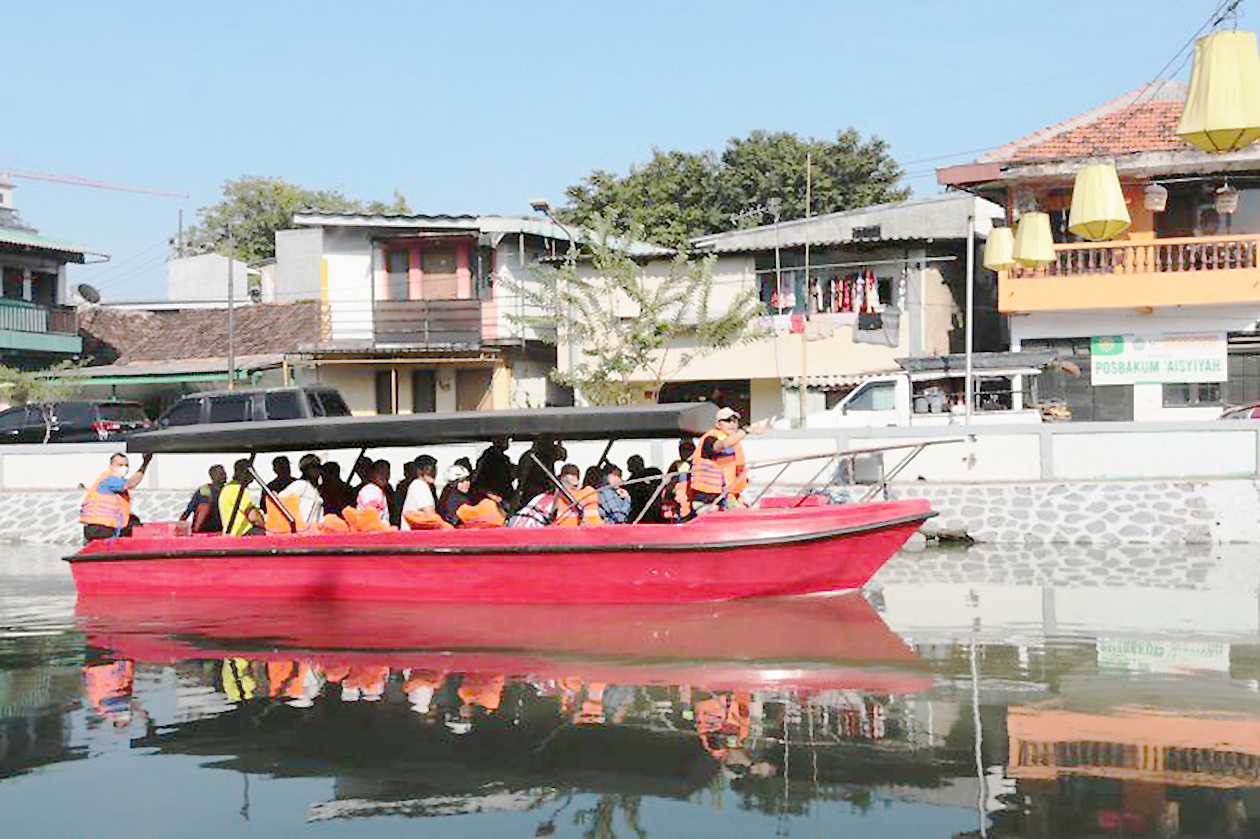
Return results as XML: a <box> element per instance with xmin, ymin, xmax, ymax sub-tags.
<box><xmin>74</xmin><ymin>593</ymin><xmax>950</xmax><ymax>826</ymax></box>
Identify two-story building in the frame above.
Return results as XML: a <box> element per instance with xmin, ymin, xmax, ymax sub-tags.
<box><xmin>938</xmin><ymin>82</ymin><xmax>1260</xmax><ymax>421</ymax></box>
<box><xmin>271</xmin><ymin>212</ymin><xmax>668</xmax><ymax>415</ymax></box>
<box><xmin>568</xmin><ymin>193</ymin><xmax>1006</xmax><ymax>422</ymax></box>
<box><xmin>0</xmin><ymin>177</ymin><xmax>91</xmax><ymax>366</ymax></box>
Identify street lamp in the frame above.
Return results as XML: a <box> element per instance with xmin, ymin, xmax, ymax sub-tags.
<box><xmin>528</xmin><ymin>199</ymin><xmax>579</xmax><ymax>404</ymax></box>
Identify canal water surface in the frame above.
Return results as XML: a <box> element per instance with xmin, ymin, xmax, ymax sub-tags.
<box><xmin>3</xmin><ymin>543</ymin><xmax>1260</xmax><ymax>838</ymax></box>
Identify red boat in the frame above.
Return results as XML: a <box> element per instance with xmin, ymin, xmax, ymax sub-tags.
<box><xmin>76</xmin><ymin>592</ymin><xmax>934</xmax><ymax>694</ymax></box>
<box><xmin>65</xmin><ymin>404</ymin><xmax>936</xmax><ymax>605</ymax></box>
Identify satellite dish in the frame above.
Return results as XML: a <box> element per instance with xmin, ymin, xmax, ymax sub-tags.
<box><xmin>77</xmin><ymin>283</ymin><xmax>101</xmax><ymax>304</ymax></box>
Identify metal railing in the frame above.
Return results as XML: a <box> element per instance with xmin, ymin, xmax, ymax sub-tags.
<box><xmin>0</xmin><ymin>300</ymin><xmax>77</xmax><ymax>335</ymax></box>
<box><xmin>373</xmin><ymin>299</ymin><xmax>483</xmax><ymax>346</ymax></box>
<box><xmin>1008</xmin><ymin>233</ymin><xmax>1260</xmax><ymax>279</ymax></box>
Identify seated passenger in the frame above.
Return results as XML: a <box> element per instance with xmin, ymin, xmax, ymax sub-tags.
<box><xmin>355</xmin><ymin>459</ymin><xmax>393</xmax><ymax>524</ymax></box>
<box><xmin>597</xmin><ymin>464</ymin><xmax>633</xmax><ymax>524</ymax></box>
<box><xmin>456</xmin><ymin>489</ymin><xmax>507</xmax><ymax>528</ymax></box>
<box><xmin>475</xmin><ymin>437</ymin><xmax>515</xmax><ymax>500</ymax></box>
<box><xmin>660</xmin><ymin>459</ymin><xmax>693</xmax><ymax>523</ymax></box>
<box><xmin>181</xmin><ymin>464</ymin><xmax>226</xmax><ymax>534</ymax></box>
<box><xmin>554</xmin><ymin>463</ymin><xmax>602</xmax><ymax>527</ymax></box>
<box><xmin>320</xmin><ymin>462</ymin><xmax>356</xmax><ymax>516</ymax></box>
<box><xmin>438</xmin><ymin>464</ymin><xmax>473</xmax><ymax>526</ymax></box>
<box><xmin>268</xmin><ymin>454</ymin><xmax>323</xmax><ymax>533</ymax></box>
<box><xmin>218</xmin><ymin>459</ymin><xmax>265</xmax><ymax>536</ymax></box>
<box><xmin>402</xmin><ymin>455</ymin><xmax>450</xmax><ymax>530</ymax></box>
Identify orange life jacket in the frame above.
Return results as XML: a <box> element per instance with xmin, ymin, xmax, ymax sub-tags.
<box><xmin>342</xmin><ymin>506</ymin><xmax>394</xmax><ymax>533</ymax></box>
<box><xmin>690</xmin><ymin>429</ymin><xmax>741</xmax><ymax>497</ymax></box>
<box><xmin>456</xmin><ymin>498</ymin><xmax>506</xmax><ymax>528</ymax></box>
<box><xmin>554</xmin><ymin>487</ymin><xmax>601</xmax><ymax>527</ymax></box>
<box><xmin>80</xmin><ymin>470</ymin><xmax>131</xmax><ymax>531</ymax></box>
<box><xmin>317</xmin><ymin>513</ymin><xmax>350</xmax><ymax>534</ymax></box>
<box><xmin>264</xmin><ymin>495</ymin><xmax>306</xmax><ymax>535</ymax></box>
<box><xmin>404</xmin><ymin>508</ymin><xmax>454</xmax><ymax>530</ymax></box>
<box><xmin>266</xmin><ymin>661</ymin><xmax>309</xmax><ymax>699</ymax></box>
<box><xmin>458</xmin><ymin>673</ymin><xmax>505</xmax><ymax>711</ymax></box>
<box><xmin>403</xmin><ymin>669</ymin><xmax>446</xmax><ymax>692</ymax></box>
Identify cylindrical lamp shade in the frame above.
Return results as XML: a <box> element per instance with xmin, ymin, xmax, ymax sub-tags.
<box><xmin>1144</xmin><ymin>182</ymin><xmax>1169</xmax><ymax>212</ymax></box>
<box><xmin>1177</xmin><ymin>30</ymin><xmax>1260</xmax><ymax>153</ymax></box>
<box><xmin>983</xmin><ymin>227</ymin><xmax>1015</xmax><ymax>271</ymax></box>
<box><xmin>1012</xmin><ymin>212</ymin><xmax>1055</xmax><ymax>267</ymax></box>
<box><xmin>1216</xmin><ymin>184</ymin><xmax>1240</xmax><ymax>215</ymax></box>
<box><xmin>1069</xmin><ymin>164</ymin><xmax>1131</xmax><ymax>241</ymax></box>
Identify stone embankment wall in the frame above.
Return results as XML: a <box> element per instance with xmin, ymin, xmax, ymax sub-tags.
<box><xmin>1</xmin><ymin>491</ymin><xmax>189</xmax><ymax>546</ymax></box>
<box><xmin>890</xmin><ymin>479</ymin><xmax>1253</xmax><ymax>545</ymax></box>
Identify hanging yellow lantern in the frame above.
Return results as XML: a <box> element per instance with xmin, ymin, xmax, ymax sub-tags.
<box><xmin>983</xmin><ymin>227</ymin><xmax>1014</xmax><ymax>271</ymax></box>
<box><xmin>1177</xmin><ymin>30</ymin><xmax>1260</xmax><ymax>153</ymax></box>
<box><xmin>1012</xmin><ymin>212</ymin><xmax>1055</xmax><ymax>267</ymax></box>
<box><xmin>1068</xmin><ymin>163</ymin><xmax>1131</xmax><ymax>241</ymax></box>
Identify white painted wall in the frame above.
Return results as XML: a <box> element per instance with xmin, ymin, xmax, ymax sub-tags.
<box><xmin>273</xmin><ymin>228</ymin><xmax>324</xmax><ymax>302</ymax></box>
<box><xmin>166</xmin><ymin>253</ymin><xmax>250</xmax><ymax>302</ymax></box>
<box><xmin>322</xmin><ymin>228</ymin><xmax>374</xmax><ymax>342</ymax></box>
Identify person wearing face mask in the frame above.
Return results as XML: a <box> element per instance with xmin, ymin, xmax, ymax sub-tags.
<box><xmin>80</xmin><ymin>452</ymin><xmax>154</xmax><ymax>541</ymax></box>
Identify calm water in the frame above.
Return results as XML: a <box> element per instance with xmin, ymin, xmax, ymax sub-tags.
<box><xmin>4</xmin><ymin>542</ymin><xmax>1260</xmax><ymax>838</ymax></box>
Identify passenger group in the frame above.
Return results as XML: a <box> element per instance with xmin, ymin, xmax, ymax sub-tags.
<box><xmin>82</xmin><ymin>406</ymin><xmax>768</xmax><ymax>540</ymax></box>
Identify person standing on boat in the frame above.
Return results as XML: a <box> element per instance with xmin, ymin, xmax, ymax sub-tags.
<box><xmin>690</xmin><ymin>407</ymin><xmax>769</xmax><ymax>511</ymax></box>
<box><xmin>81</xmin><ymin>452</ymin><xmax>154</xmax><ymax>541</ymax></box>
<box><xmin>218</xmin><ymin>459</ymin><xmax>265</xmax><ymax>536</ymax></box>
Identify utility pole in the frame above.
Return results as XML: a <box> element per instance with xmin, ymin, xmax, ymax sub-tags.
<box><xmin>964</xmin><ymin>213</ymin><xmax>975</xmax><ymax>424</ymax></box>
<box><xmin>177</xmin><ymin>209</ymin><xmax>184</xmax><ymax>258</ymax></box>
<box><xmin>799</xmin><ymin>153</ymin><xmax>812</xmax><ymax>427</ymax></box>
<box><xmin>227</xmin><ymin>225</ymin><xmax>236</xmax><ymax>392</ymax></box>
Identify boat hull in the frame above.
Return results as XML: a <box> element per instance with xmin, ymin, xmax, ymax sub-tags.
<box><xmin>67</xmin><ymin>500</ymin><xmax>930</xmax><ymax>604</ymax></box>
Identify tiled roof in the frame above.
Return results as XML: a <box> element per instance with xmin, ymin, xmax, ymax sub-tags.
<box><xmin>980</xmin><ymin>82</ymin><xmax>1189</xmax><ymax>164</ymax></box>
<box><xmin>78</xmin><ymin>301</ymin><xmax>320</xmax><ymax>366</ymax></box>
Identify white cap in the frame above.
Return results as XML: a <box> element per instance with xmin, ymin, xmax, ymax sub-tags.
<box><xmin>446</xmin><ymin>464</ymin><xmax>471</xmax><ymax>482</ymax></box>
<box><xmin>716</xmin><ymin>407</ymin><xmax>741</xmax><ymax>422</ymax></box>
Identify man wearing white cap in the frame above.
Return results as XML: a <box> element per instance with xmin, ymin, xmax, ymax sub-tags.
<box><xmin>438</xmin><ymin>463</ymin><xmax>473</xmax><ymax>526</ymax></box>
<box><xmin>689</xmin><ymin>407</ymin><xmax>770</xmax><ymax>511</ymax></box>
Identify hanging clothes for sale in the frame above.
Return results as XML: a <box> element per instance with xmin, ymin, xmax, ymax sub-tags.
<box><xmin>865</xmin><ymin>270</ymin><xmax>879</xmax><ymax>313</ymax></box>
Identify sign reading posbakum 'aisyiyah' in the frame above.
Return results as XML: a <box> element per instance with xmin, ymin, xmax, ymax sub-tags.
<box><xmin>1090</xmin><ymin>333</ymin><xmax>1227</xmax><ymax>385</ymax></box>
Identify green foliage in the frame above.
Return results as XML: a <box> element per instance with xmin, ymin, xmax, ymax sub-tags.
<box><xmin>0</xmin><ymin>363</ymin><xmax>78</xmax><ymax>406</ymax></box>
<box><xmin>183</xmin><ymin>176</ymin><xmax>411</xmax><ymax>263</ymax></box>
<box><xmin>507</xmin><ymin>217</ymin><xmax>765</xmax><ymax>406</ymax></box>
<box><xmin>561</xmin><ymin>129</ymin><xmax>909</xmax><ymax>246</ymax></box>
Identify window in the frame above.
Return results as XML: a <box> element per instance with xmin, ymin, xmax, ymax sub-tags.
<box><xmin>845</xmin><ymin>381</ymin><xmax>896</xmax><ymax>412</ymax></box>
<box><xmin>2</xmin><ymin>268</ymin><xmax>22</xmax><ymax>300</ymax></box>
<box><xmin>385</xmin><ymin>249</ymin><xmax>410</xmax><ymax>301</ymax></box>
<box><xmin>412</xmin><ymin>370</ymin><xmax>436</xmax><ymax>413</ymax></box>
<box><xmin>375</xmin><ymin>371</ymin><xmax>395</xmax><ymax>415</ymax></box>
<box><xmin>52</xmin><ymin>402</ymin><xmax>94</xmax><ymax>425</ymax></box>
<box><xmin>318</xmin><ymin>391</ymin><xmax>351</xmax><ymax>416</ymax></box>
<box><xmin>0</xmin><ymin>408</ymin><xmax>25</xmax><ymax>432</ymax></box>
<box><xmin>264</xmin><ymin>391</ymin><xmax>303</xmax><ymax>420</ymax></box>
<box><xmin>208</xmin><ymin>395</ymin><xmax>252</xmax><ymax>423</ymax></box>
<box><xmin>99</xmin><ymin>403</ymin><xmax>149</xmax><ymax>423</ymax></box>
<box><xmin>420</xmin><ymin>248</ymin><xmax>456</xmax><ymax>274</ymax></box>
<box><xmin>306</xmin><ymin>392</ymin><xmax>325</xmax><ymax>417</ymax></box>
<box><xmin>1163</xmin><ymin>382</ymin><xmax>1222</xmax><ymax>407</ymax></box>
<box><xmin>162</xmin><ymin>399</ymin><xmax>203</xmax><ymax>426</ymax></box>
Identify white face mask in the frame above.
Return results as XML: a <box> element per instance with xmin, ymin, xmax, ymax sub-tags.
<box><xmin>111</xmin><ymin>464</ymin><xmax>129</xmax><ymax>478</ymax></box>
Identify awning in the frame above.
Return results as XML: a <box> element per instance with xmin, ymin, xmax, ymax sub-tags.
<box><xmin>127</xmin><ymin>402</ymin><xmax>718</xmax><ymax>454</ymax></box>
<box><xmin>49</xmin><ymin>354</ymin><xmax>283</xmax><ymax>386</ymax></box>
<box><xmin>784</xmin><ymin>372</ymin><xmax>898</xmax><ymax>391</ymax></box>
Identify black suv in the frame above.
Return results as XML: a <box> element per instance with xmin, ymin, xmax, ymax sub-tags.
<box><xmin>0</xmin><ymin>400</ymin><xmax>153</xmax><ymax>444</ymax></box>
<box><xmin>156</xmin><ymin>386</ymin><xmax>352</xmax><ymax>427</ymax></box>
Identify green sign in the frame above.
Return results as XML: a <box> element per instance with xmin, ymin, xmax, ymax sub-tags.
<box><xmin>1090</xmin><ymin>333</ymin><xmax>1226</xmax><ymax>385</ymax></box>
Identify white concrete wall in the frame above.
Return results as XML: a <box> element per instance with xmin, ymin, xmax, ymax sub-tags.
<box><xmin>492</xmin><ymin>237</ymin><xmax>553</xmax><ymax>343</ymax></box>
<box><xmin>273</xmin><ymin>228</ymin><xmax>324</xmax><ymax>302</ymax></box>
<box><xmin>166</xmin><ymin>253</ymin><xmax>250</xmax><ymax>302</ymax></box>
<box><xmin>322</xmin><ymin>228</ymin><xmax>374</xmax><ymax>342</ymax></box>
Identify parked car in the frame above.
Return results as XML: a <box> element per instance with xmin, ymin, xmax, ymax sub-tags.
<box><xmin>156</xmin><ymin>386</ymin><xmax>352</xmax><ymax>428</ymax></box>
<box><xmin>1220</xmin><ymin>402</ymin><xmax>1260</xmax><ymax>420</ymax></box>
<box><xmin>0</xmin><ymin>400</ymin><xmax>153</xmax><ymax>444</ymax></box>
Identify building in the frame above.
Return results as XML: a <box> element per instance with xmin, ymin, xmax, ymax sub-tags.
<box><xmin>271</xmin><ymin>212</ymin><xmax>668</xmax><ymax>415</ymax></box>
<box><xmin>0</xmin><ymin>177</ymin><xmax>94</xmax><ymax>365</ymax></box>
<box><xmin>570</xmin><ymin>193</ymin><xmax>1006</xmax><ymax>423</ymax></box>
<box><xmin>938</xmin><ymin>82</ymin><xmax>1260</xmax><ymax>421</ymax></box>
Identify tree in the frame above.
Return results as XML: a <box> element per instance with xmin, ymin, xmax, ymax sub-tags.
<box><xmin>182</xmin><ymin>176</ymin><xmax>411</xmax><ymax>262</ymax></box>
<box><xmin>0</xmin><ymin>363</ymin><xmax>80</xmax><ymax>443</ymax></box>
<box><xmin>561</xmin><ymin>129</ymin><xmax>909</xmax><ymax>246</ymax></box>
<box><xmin>507</xmin><ymin>217</ymin><xmax>765</xmax><ymax>406</ymax></box>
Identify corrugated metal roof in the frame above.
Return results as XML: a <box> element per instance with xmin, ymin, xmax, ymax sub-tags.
<box><xmin>291</xmin><ymin>212</ymin><xmax>672</xmax><ymax>258</ymax></box>
<box><xmin>0</xmin><ymin>226</ymin><xmax>90</xmax><ymax>261</ymax></box>
<box><xmin>689</xmin><ymin>194</ymin><xmax>1005</xmax><ymax>254</ymax></box>
<box><xmin>895</xmin><ymin>351</ymin><xmax>1056</xmax><ymax>373</ymax></box>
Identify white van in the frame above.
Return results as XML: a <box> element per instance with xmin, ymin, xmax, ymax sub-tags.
<box><xmin>789</xmin><ymin>353</ymin><xmax>1049</xmax><ymax>429</ymax></box>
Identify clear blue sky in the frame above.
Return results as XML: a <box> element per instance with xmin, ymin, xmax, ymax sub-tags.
<box><xmin>6</xmin><ymin>0</ymin><xmax>1256</xmax><ymax>299</ymax></box>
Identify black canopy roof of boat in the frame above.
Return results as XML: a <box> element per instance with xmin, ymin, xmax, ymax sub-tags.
<box><xmin>125</xmin><ymin>402</ymin><xmax>718</xmax><ymax>454</ymax></box>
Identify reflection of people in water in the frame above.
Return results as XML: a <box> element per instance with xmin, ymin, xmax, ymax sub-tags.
<box><xmin>83</xmin><ymin>659</ymin><xmax>137</xmax><ymax>727</ymax></box>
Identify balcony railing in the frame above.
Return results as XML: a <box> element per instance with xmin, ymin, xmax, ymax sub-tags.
<box><xmin>0</xmin><ymin>300</ymin><xmax>78</xmax><ymax>335</ymax></box>
<box><xmin>1008</xmin><ymin>233</ymin><xmax>1260</xmax><ymax>279</ymax></box>
<box><xmin>372</xmin><ymin>299</ymin><xmax>483</xmax><ymax>346</ymax></box>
